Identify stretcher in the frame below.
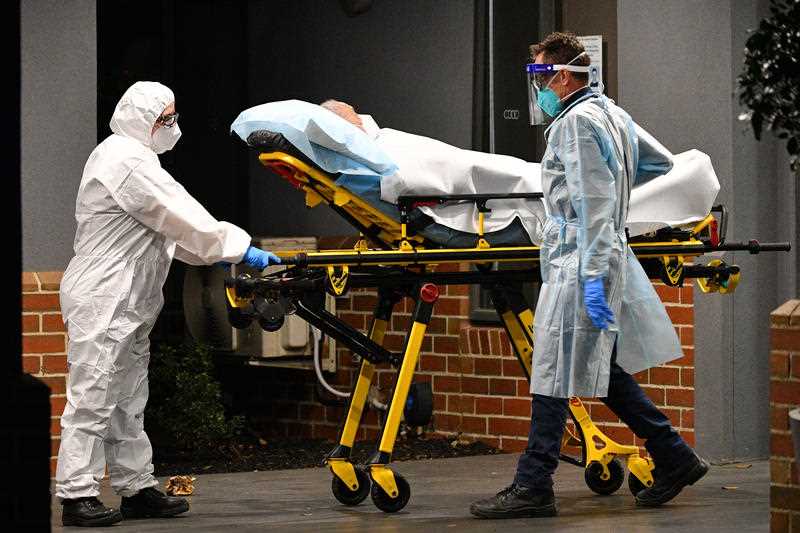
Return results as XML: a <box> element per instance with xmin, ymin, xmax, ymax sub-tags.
<box><xmin>225</xmin><ymin>129</ymin><xmax>790</xmax><ymax>513</ymax></box>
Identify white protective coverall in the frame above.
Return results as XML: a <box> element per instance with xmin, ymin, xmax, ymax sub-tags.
<box><xmin>55</xmin><ymin>82</ymin><xmax>251</xmax><ymax>499</ymax></box>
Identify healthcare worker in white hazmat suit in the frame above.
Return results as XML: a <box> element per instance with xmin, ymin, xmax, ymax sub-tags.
<box><xmin>470</xmin><ymin>33</ymin><xmax>708</xmax><ymax>520</ymax></box>
<box><xmin>55</xmin><ymin>81</ymin><xmax>279</xmax><ymax>527</ymax></box>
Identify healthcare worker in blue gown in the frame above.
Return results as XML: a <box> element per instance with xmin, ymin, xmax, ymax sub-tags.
<box><xmin>55</xmin><ymin>81</ymin><xmax>279</xmax><ymax>527</ymax></box>
<box><xmin>470</xmin><ymin>32</ymin><xmax>709</xmax><ymax>520</ymax></box>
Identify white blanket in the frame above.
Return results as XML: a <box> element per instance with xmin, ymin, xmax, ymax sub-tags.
<box><xmin>365</xmin><ymin>115</ymin><xmax>720</xmax><ymax>243</ymax></box>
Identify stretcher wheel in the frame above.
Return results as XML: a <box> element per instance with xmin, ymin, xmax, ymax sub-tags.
<box><xmin>370</xmin><ymin>471</ymin><xmax>411</xmax><ymax>513</ymax></box>
<box><xmin>227</xmin><ymin>306</ymin><xmax>253</xmax><ymax>330</ymax></box>
<box><xmin>628</xmin><ymin>471</ymin><xmax>647</xmax><ymax>497</ymax></box>
<box><xmin>404</xmin><ymin>382</ymin><xmax>433</xmax><ymax>427</ymax></box>
<box><xmin>584</xmin><ymin>459</ymin><xmax>624</xmax><ymax>495</ymax></box>
<box><xmin>331</xmin><ymin>467</ymin><xmax>371</xmax><ymax>506</ymax></box>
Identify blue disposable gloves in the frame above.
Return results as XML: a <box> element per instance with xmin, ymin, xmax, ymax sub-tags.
<box><xmin>240</xmin><ymin>246</ymin><xmax>281</xmax><ymax>270</ymax></box>
<box><xmin>583</xmin><ymin>277</ymin><xmax>615</xmax><ymax>330</ymax></box>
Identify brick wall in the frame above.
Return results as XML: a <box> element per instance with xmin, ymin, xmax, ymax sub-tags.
<box><xmin>770</xmin><ymin>299</ymin><xmax>800</xmax><ymax>532</ymax></box>
<box><xmin>23</xmin><ymin>266</ymin><xmax>696</xmax><ymax>477</ymax></box>
<box><xmin>255</xmin><ymin>262</ymin><xmax>696</xmax><ymax>455</ymax></box>
<box><xmin>21</xmin><ymin>272</ymin><xmax>67</xmax><ymax>477</ymax></box>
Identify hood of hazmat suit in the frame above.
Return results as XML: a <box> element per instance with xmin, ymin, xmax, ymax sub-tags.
<box><xmin>55</xmin><ymin>81</ymin><xmax>251</xmax><ymax>499</ymax></box>
<box><xmin>529</xmin><ymin>91</ymin><xmax>682</xmax><ymax>398</ymax></box>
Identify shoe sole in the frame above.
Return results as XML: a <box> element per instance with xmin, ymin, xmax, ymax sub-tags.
<box><xmin>62</xmin><ymin>510</ymin><xmax>123</xmax><ymax>527</ymax></box>
<box><xmin>636</xmin><ymin>458</ymin><xmax>709</xmax><ymax>507</ymax></box>
<box><xmin>121</xmin><ymin>500</ymin><xmax>190</xmax><ymax>519</ymax></box>
<box><xmin>470</xmin><ymin>503</ymin><xmax>558</xmax><ymax>519</ymax></box>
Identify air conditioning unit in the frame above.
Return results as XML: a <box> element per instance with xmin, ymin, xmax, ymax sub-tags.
<box><xmin>183</xmin><ymin>236</ymin><xmax>336</xmax><ymax>372</ymax></box>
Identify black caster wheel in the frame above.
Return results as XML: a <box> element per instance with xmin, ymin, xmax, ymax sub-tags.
<box><xmin>370</xmin><ymin>471</ymin><xmax>411</xmax><ymax>513</ymax></box>
<box><xmin>628</xmin><ymin>470</ymin><xmax>654</xmax><ymax>496</ymax></box>
<box><xmin>331</xmin><ymin>467</ymin><xmax>371</xmax><ymax>506</ymax></box>
<box><xmin>227</xmin><ymin>306</ymin><xmax>253</xmax><ymax>330</ymax></box>
<box><xmin>584</xmin><ymin>458</ymin><xmax>625</xmax><ymax>495</ymax></box>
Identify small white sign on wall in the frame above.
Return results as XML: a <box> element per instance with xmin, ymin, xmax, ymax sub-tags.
<box><xmin>577</xmin><ymin>35</ymin><xmax>603</xmax><ymax>94</ymax></box>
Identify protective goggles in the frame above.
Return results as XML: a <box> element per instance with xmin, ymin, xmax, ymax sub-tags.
<box><xmin>156</xmin><ymin>112</ymin><xmax>179</xmax><ymax>128</ymax></box>
<box><xmin>526</xmin><ymin>62</ymin><xmax>590</xmax><ymax>125</ymax></box>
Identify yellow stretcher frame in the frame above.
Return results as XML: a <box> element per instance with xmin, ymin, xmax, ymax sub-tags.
<box><xmin>225</xmin><ymin>147</ymin><xmax>785</xmax><ymax>513</ymax></box>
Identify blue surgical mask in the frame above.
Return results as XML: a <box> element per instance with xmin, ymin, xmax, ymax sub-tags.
<box><xmin>537</xmin><ymin>87</ymin><xmax>563</xmax><ymax>118</ymax></box>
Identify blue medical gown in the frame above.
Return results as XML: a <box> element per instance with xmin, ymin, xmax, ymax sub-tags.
<box><xmin>531</xmin><ymin>94</ymin><xmax>683</xmax><ymax>398</ymax></box>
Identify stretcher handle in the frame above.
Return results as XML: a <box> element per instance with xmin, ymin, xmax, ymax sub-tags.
<box><xmin>397</xmin><ymin>192</ymin><xmax>544</xmax><ymax>214</ymax></box>
<box><xmin>713</xmin><ymin>240</ymin><xmax>791</xmax><ymax>253</ymax></box>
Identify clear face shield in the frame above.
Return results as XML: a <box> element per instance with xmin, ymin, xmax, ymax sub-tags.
<box><xmin>526</xmin><ymin>54</ymin><xmax>591</xmax><ymax>125</ymax></box>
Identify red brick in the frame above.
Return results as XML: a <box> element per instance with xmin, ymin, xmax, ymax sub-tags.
<box><xmin>434</xmin><ymin>297</ymin><xmax>466</xmax><ymax>317</ymax></box>
<box><xmin>680</xmin><ymin>326</ymin><xmax>695</xmax><ymax>346</ymax></box>
<box><xmin>420</xmin><ymin>354</ymin><xmax>447</xmax><ymax>372</ymax></box>
<box><xmin>42</xmin><ymin>314</ymin><xmax>65</xmax><ymax>333</ymax></box>
<box><xmin>665</xmin><ymin>387</ymin><xmax>694</xmax><ymax>407</ymax></box>
<box><xmin>771</xmin><ymin>485</ymin><xmax>800</xmax><ymax>511</ymax></box>
<box><xmin>461</xmin><ymin>415</ymin><xmax>487</xmax><ymax>434</ymax></box>
<box><xmin>312</xmin><ymin>424</ymin><xmax>339</xmax><ymax>441</ymax></box>
<box><xmin>50</xmin><ymin>417</ymin><xmax>62</xmax><ymax>436</ymax></box>
<box><xmin>503</xmin><ymin>398</ymin><xmax>531</xmax><ymax>418</ymax></box>
<box><xmin>23</xmin><ymin>355</ymin><xmax>41</xmax><ymax>374</ymax></box>
<box><xmin>37</xmin><ymin>272</ymin><xmax>63</xmax><ymax>291</ymax></box>
<box><xmin>435</xmin><ymin>413</ymin><xmax>461</xmax><ymax>432</ymax></box>
<box><xmin>597</xmin><ymin>425</ymin><xmax>635</xmax><ymax>446</ymax></box>
<box><xmin>478</xmin><ymin>436</ymin><xmax>501</xmax><ymax>448</ymax></box>
<box><xmin>335</xmin><ymin>296</ymin><xmax>352</xmax><ymax>311</ymax></box>
<box><xmin>468</xmin><ymin>329</ymin><xmax>480</xmax><ymax>354</ymax></box>
<box><xmin>673</xmin><ymin>348</ymin><xmax>694</xmax><ymax>366</ymax></box>
<box><xmin>771</xmin><ymin>405</ymin><xmax>791</xmax><ymax>431</ymax></box>
<box><xmin>771</xmin><ymin>511</ymin><xmax>789</xmax><ymax>533</ymax></box>
<box><xmin>433</xmin><ymin>375</ymin><xmax>461</xmax><ymax>393</ymax></box>
<box><xmin>427</xmin><ymin>317</ymin><xmax>447</xmax><ymax>334</ymax></box>
<box><xmin>42</xmin><ymin>355</ymin><xmax>68</xmax><ymax>375</ymax></box>
<box><xmin>22</xmin><ymin>293</ymin><xmax>61</xmax><ymax>312</ymax></box>
<box><xmin>490</xmin><ymin>378</ymin><xmax>517</xmax><ymax>396</ymax></box>
<box><xmin>650</xmin><ymin>366</ymin><xmax>680</xmax><ymax>386</ymax></box>
<box><xmin>771</xmin><ymin>458</ymin><xmax>793</xmax><ymax>485</ymax></box>
<box><xmin>339</xmin><ymin>312</ymin><xmax>365</xmax><ymax>330</ymax></box>
<box><xmin>23</xmin><ymin>335</ymin><xmax>65</xmax><ymax>354</ymax></box>
<box><xmin>771</xmin><ymin>381</ymin><xmax>800</xmax><ymax>405</ymax></box>
<box><xmin>590</xmin><ymin>403</ymin><xmax>620</xmax><ymax>423</ymax></box>
<box><xmin>502</xmin><ymin>359</ymin><xmax>527</xmax><ymax>378</ymax></box>
<box><xmin>666</xmin><ymin>305</ymin><xmax>693</xmax><ymax>326</ymax></box>
<box><xmin>447</xmin><ymin>317</ymin><xmax>462</xmax><ymax>336</ymax></box>
<box><xmin>641</xmin><ymin>386</ymin><xmax>665</xmax><ymax>405</ymax></box>
<box><xmin>489</xmin><ymin>417</ymin><xmax>529</xmax><ymax>437</ymax></box>
<box><xmin>679</xmin><ymin>430</ymin><xmax>695</xmax><ymax>447</ymax></box>
<box><xmin>447</xmin><ymin>354</ymin><xmax>474</xmax><ymax>374</ymax></box>
<box><xmin>501</xmin><ymin>438</ymin><xmax>528</xmax><ymax>452</ymax></box>
<box><xmin>22</xmin><ymin>272</ymin><xmax>39</xmax><ymax>292</ymax></box>
<box><xmin>680</xmin><ymin>408</ymin><xmax>694</xmax><ymax>429</ymax></box>
<box><xmin>655</xmin><ymin>285</ymin><xmax>680</xmax><ymax>303</ymax></box>
<box><xmin>772</xmin><ymin>329</ymin><xmax>800</xmax><ymax>351</ymax></box>
<box><xmin>39</xmin><ymin>376</ymin><xmax>67</xmax><ymax>395</ymax></box>
<box><xmin>50</xmin><ymin>396</ymin><xmax>66</xmax><ymax>416</ymax></box>
<box><xmin>632</xmin><ymin>369</ymin><xmax>649</xmax><ymax>383</ymax></box>
<box><xmin>474</xmin><ymin>357</ymin><xmax>502</xmax><ymax>376</ymax></box>
<box><xmin>489</xmin><ymin>330</ymin><xmax>502</xmax><ymax>355</ymax></box>
<box><xmin>479</xmin><ymin>329</ymin><xmax>491</xmax><ymax>354</ymax></box>
<box><xmin>448</xmin><ymin>395</ymin><xmax>475</xmax><ymax>414</ymax></box>
<box><xmin>771</xmin><ymin>353</ymin><xmax>791</xmax><ymax>378</ymax></box>
<box><xmin>433</xmin><ymin>392</ymin><xmax>447</xmax><ymax>411</ymax></box>
<box><xmin>519</xmin><ymin>379</ymin><xmax>532</xmax><ymax>396</ymax></box>
<box><xmin>475</xmin><ymin>396</ymin><xmax>502</xmax><ymax>415</ymax></box>
<box><xmin>433</xmin><ymin>336</ymin><xmax>460</xmax><ymax>354</ymax></box>
<box><xmin>352</xmin><ymin>293</ymin><xmax>378</xmax><ymax>311</ymax></box>
<box><xmin>681</xmin><ymin>368</ymin><xmax>695</xmax><ymax>387</ymax></box>
<box><xmin>22</xmin><ymin>314</ymin><xmax>40</xmax><ymax>333</ymax></box>
<box><xmin>771</xmin><ymin>433</ymin><xmax>796</xmax><ymax>458</ymax></box>
<box><xmin>792</xmin><ymin>354</ymin><xmax>800</xmax><ymax>380</ymax></box>
<box><xmin>460</xmin><ymin>377</ymin><xmax>489</xmax><ymax>395</ymax></box>
<box><xmin>391</xmin><ymin>314</ymin><xmax>411</xmax><ymax>331</ymax></box>
<box><xmin>446</xmin><ymin>284</ymin><xmax>469</xmax><ymax>297</ymax></box>
<box><xmin>680</xmin><ymin>286</ymin><xmax>694</xmax><ymax>305</ymax></box>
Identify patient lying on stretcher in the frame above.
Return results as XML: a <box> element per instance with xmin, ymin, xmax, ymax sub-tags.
<box><xmin>319</xmin><ymin>99</ymin><xmax>721</xmax><ymax>244</ymax></box>
<box><xmin>231</xmin><ymin>98</ymin><xmax>720</xmax><ymax>246</ymax></box>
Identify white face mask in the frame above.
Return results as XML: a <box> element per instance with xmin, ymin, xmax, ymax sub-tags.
<box><xmin>151</xmin><ymin>123</ymin><xmax>182</xmax><ymax>154</ymax></box>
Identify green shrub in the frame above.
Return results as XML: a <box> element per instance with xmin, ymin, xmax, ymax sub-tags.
<box><xmin>146</xmin><ymin>343</ymin><xmax>243</xmax><ymax>451</ymax></box>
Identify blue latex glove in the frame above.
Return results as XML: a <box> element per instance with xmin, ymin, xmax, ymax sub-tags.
<box><xmin>241</xmin><ymin>246</ymin><xmax>281</xmax><ymax>270</ymax></box>
<box><xmin>583</xmin><ymin>277</ymin><xmax>615</xmax><ymax>330</ymax></box>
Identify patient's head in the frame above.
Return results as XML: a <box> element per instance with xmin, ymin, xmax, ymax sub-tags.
<box><xmin>321</xmin><ymin>99</ymin><xmax>364</xmax><ymax>131</ymax></box>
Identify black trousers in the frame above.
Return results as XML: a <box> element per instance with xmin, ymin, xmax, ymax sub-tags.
<box><xmin>514</xmin><ymin>349</ymin><xmax>693</xmax><ymax>490</ymax></box>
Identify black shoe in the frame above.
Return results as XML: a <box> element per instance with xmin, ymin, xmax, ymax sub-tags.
<box><xmin>635</xmin><ymin>453</ymin><xmax>709</xmax><ymax>507</ymax></box>
<box><xmin>62</xmin><ymin>497</ymin><xmax>123</xmax><ymax>527</ymax></box>
<box><xmin>470</xmin><ymin>484</ymin><xmax>558</xmax><ymax>519</ymax></box>
<box><xmin>120</xmin><ymin>487</ymin><xmax>190</xmax><ymax>519</ymax></box>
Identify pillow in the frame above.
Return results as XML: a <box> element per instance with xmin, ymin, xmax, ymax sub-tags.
<box><xmin>230</xmin><ymin>99</ymin><xmax>398</xmax><ymax>178</ymax></box>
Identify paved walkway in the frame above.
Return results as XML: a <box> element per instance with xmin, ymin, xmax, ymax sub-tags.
<box><xmin>52</xmin><ymin>454</ymin><xmax>768</xmax><ymax>532</ymax></box>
